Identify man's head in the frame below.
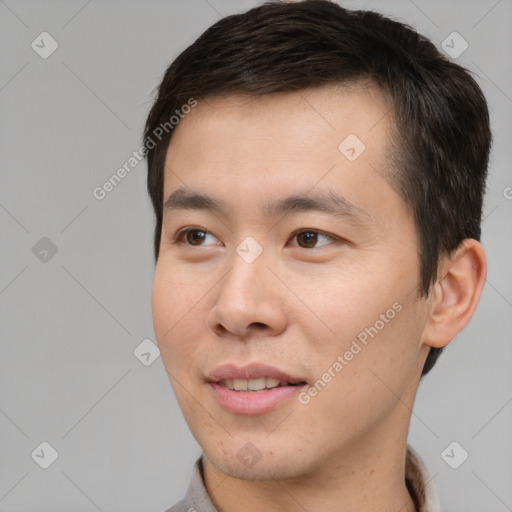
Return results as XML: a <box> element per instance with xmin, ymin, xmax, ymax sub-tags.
<box><xmin>145</xmin><ymin>0</ymin><xmax>491</xmax><ymax>377</ymax></box>
<box><xmin>145</xmin><ymin>0</ymin><xmax>489</xmax><ymax>481</ymax></box>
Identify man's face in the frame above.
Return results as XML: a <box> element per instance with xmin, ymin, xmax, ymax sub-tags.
<box><xmin>152</xmin><ymin>85</ymin><xmax>431</xmax><ymax>479</ymax></box>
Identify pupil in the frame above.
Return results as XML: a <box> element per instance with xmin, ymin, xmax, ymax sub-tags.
<box><xmin>188</xmin><ymin>230</ymin><xmax>205</xmax><ymax>245</ymax></box>
<box><xmin>300</xmin><ymin>232</ymin><xmax>317</xmax><ymax>247</ymax></box>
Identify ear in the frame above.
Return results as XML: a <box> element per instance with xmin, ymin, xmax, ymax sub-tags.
<box><xmin>422</xmin><ymin>239</ymin><xmax>487</xmax><ymax>349</ymax></box>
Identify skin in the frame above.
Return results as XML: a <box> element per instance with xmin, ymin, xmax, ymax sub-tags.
<box><xmin>151</xmin><ymin>84</ymin><xmax>487</xmax><ymax>512</ymax></box>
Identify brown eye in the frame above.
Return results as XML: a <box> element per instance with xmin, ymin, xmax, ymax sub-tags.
<box><xmin>175</xmin><ymin>228</ymin><xmax>215</xmax><ymax>246</ymax></box>
<box><xmin>185</xmin><ymin>229</ymin><xmax>207</xmax><ymax>245</ymax></box>
<box><xmin>297</xmin><ymin>231</ymin><xmax>318</xmax><ymax>248</ymax></box>
<box><xmin>293</xmin><ymin>229</ymin><xmax>337</xmax><ymax>249</ymax></box>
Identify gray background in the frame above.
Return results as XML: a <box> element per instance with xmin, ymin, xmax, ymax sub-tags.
<box><xmin>1</xmin><ymin>0</ymin><xmax>511</xmax><ymax>510</ymax></box>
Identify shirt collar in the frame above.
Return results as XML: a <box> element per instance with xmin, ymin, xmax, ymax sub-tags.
<box><xmin>178</xmin><ymin>444</ymin><xmax>440</xmax><ymax>512</ymax></box>
<box><xmin>405</xmin><ymin>444</ymin><xmax>440</xmax><ymax>512</ymax></box>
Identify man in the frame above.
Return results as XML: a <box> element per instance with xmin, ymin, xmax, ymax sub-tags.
<box><xmin>143</xmin><ymin>1</ymin><xmax>491</xmax><ymax>510</ymax></box>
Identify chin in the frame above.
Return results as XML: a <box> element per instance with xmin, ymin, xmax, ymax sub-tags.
<box><xmin>203</xmin><ymin>441</ymin><xmax>316</xmax><ymax>481</ymax></box>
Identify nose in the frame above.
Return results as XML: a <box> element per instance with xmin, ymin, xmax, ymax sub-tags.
<box><xmin>207</xmin><ymin>249</ymin><xmax>288</xmax><ymax>340</ymax></box>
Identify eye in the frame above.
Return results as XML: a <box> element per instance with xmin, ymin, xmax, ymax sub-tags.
<box><xmin>173</xmin><ymin>227</ymin><xmax>339</xmax><ymax>249</ymax></box>
<box><xmin>291</xmin><ymin>229</ymin><xmax>338</xmax><ymax>249</ymax></box>
<box><xmin>174</xmin><ymin>227</ymin><xmax>220</xmax><ymax>246</ymax></box>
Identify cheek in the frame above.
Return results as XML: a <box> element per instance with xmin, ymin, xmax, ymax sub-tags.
<box><xmin>293</xmin><ymin>315</ymin><xmax>422</xmax><ymax>451</ymax></box>
<box><xmin>151</xmin><ymin>265</ymin><xmax>212</xmax><ymax>423</ymax></box>
<box><xmin>285</xmin><ymin>262</ymin><xmax>400</xmax><ymax>347</ymax></box>
<box><xmin>151</xmin><ymin>263</ymin><xmax>201</xmax><ymax>368</ymax></box>
<box><xmin>291</xmin><ymin>260</ymin><xmax>424</xmax><ymax>395</ymax></box>
<box><xmin>309</xmin><ymin>296</ymin><xmax>424</xmax><ymax>408</ymax></box>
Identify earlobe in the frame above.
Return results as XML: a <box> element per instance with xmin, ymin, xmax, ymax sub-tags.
<box><xmin>422</xmin><ymin>239</ymin><xmax>487</xmax><ymax>349</ymax></box>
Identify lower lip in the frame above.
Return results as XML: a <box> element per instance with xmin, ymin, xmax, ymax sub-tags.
<box><xmin>209</xmin><ymin>382</ymin><xmax>306</xmax><ymax>415</ymax></box>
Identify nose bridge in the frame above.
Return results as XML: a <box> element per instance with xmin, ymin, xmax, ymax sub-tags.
<box><xmin>222</xmin><ymin>239</ymin><xmax>270</xmax><ymax>304</ymax></box>
<box><xmin>209</xmin><ymin>239</ymin><xmax>286</xmax><ymax>337</ymax></box>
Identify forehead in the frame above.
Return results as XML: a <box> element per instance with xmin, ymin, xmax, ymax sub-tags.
<box><xmin>168</xmin><ymin>83</ymin><xmax>393</xmax><ymax>152</ymax></box>
<box><xmin>162</xmin><ymin>84</ymin><xmax>403</xmax><ymax>226</ymax></box>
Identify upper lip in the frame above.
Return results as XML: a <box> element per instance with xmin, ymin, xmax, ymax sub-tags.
<box><xmin>206</xmin><ymin>363</ymin><xmax>306</xmax><ymax>384</ymax></box>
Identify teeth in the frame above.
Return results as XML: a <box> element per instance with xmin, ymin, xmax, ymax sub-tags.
<box><xmin>265</xmin><ymin>377</ymin><xmax>280</xmax><ymax>389</ymax></box>
<box><xmin>248</xmin><ymin>377</ymin><xmax>266</xmax><ymax>391</ymax></box>
<box><xmin>233</xmin><ymin>379</ymin><xmax>248</xmax><ymax>391</ymax></box>
<box><xmin>221</xmin><ymin>377</ymin><xmax>288</xmax><ymax>391</ymax></box>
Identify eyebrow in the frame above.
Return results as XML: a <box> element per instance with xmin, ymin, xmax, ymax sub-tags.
<box><xmin>163</xmin><ymin>187</ymin><xmax>370</xmax><ymax>225</ymax></box>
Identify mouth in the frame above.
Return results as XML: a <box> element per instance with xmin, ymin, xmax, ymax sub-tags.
<box><xmin>206</xmin><ymin>363</ymin><xmax>308</xmax><ymax>415</ymax></box>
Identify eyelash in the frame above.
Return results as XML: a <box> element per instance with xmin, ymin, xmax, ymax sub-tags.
<box><xmin>173</xmin><ymin>227</ymin><xmax>341</xmax><ymax>249</ymax></box>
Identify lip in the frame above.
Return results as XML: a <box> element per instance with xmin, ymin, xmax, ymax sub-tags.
<box><xmin>206</xmin><ymin>363</ymin><xmax>307</xmax><ymax>415</ymax></box>
<box><xmin>209</xmin><ymin>382</ymin><xmax>306</xmax><ymax>415</ymax></box>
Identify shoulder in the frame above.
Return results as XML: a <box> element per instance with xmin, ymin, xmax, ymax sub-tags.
<box><xmin>163</xmin><ymin>455</ymin><xmax>215</xmax><ymax>512</ymax></box>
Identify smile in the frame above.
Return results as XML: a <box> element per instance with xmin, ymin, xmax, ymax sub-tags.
<box><xmin>219</xmin><ymin>377</ymin><xmax>303</xmax><ymax>391</ymax></box>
